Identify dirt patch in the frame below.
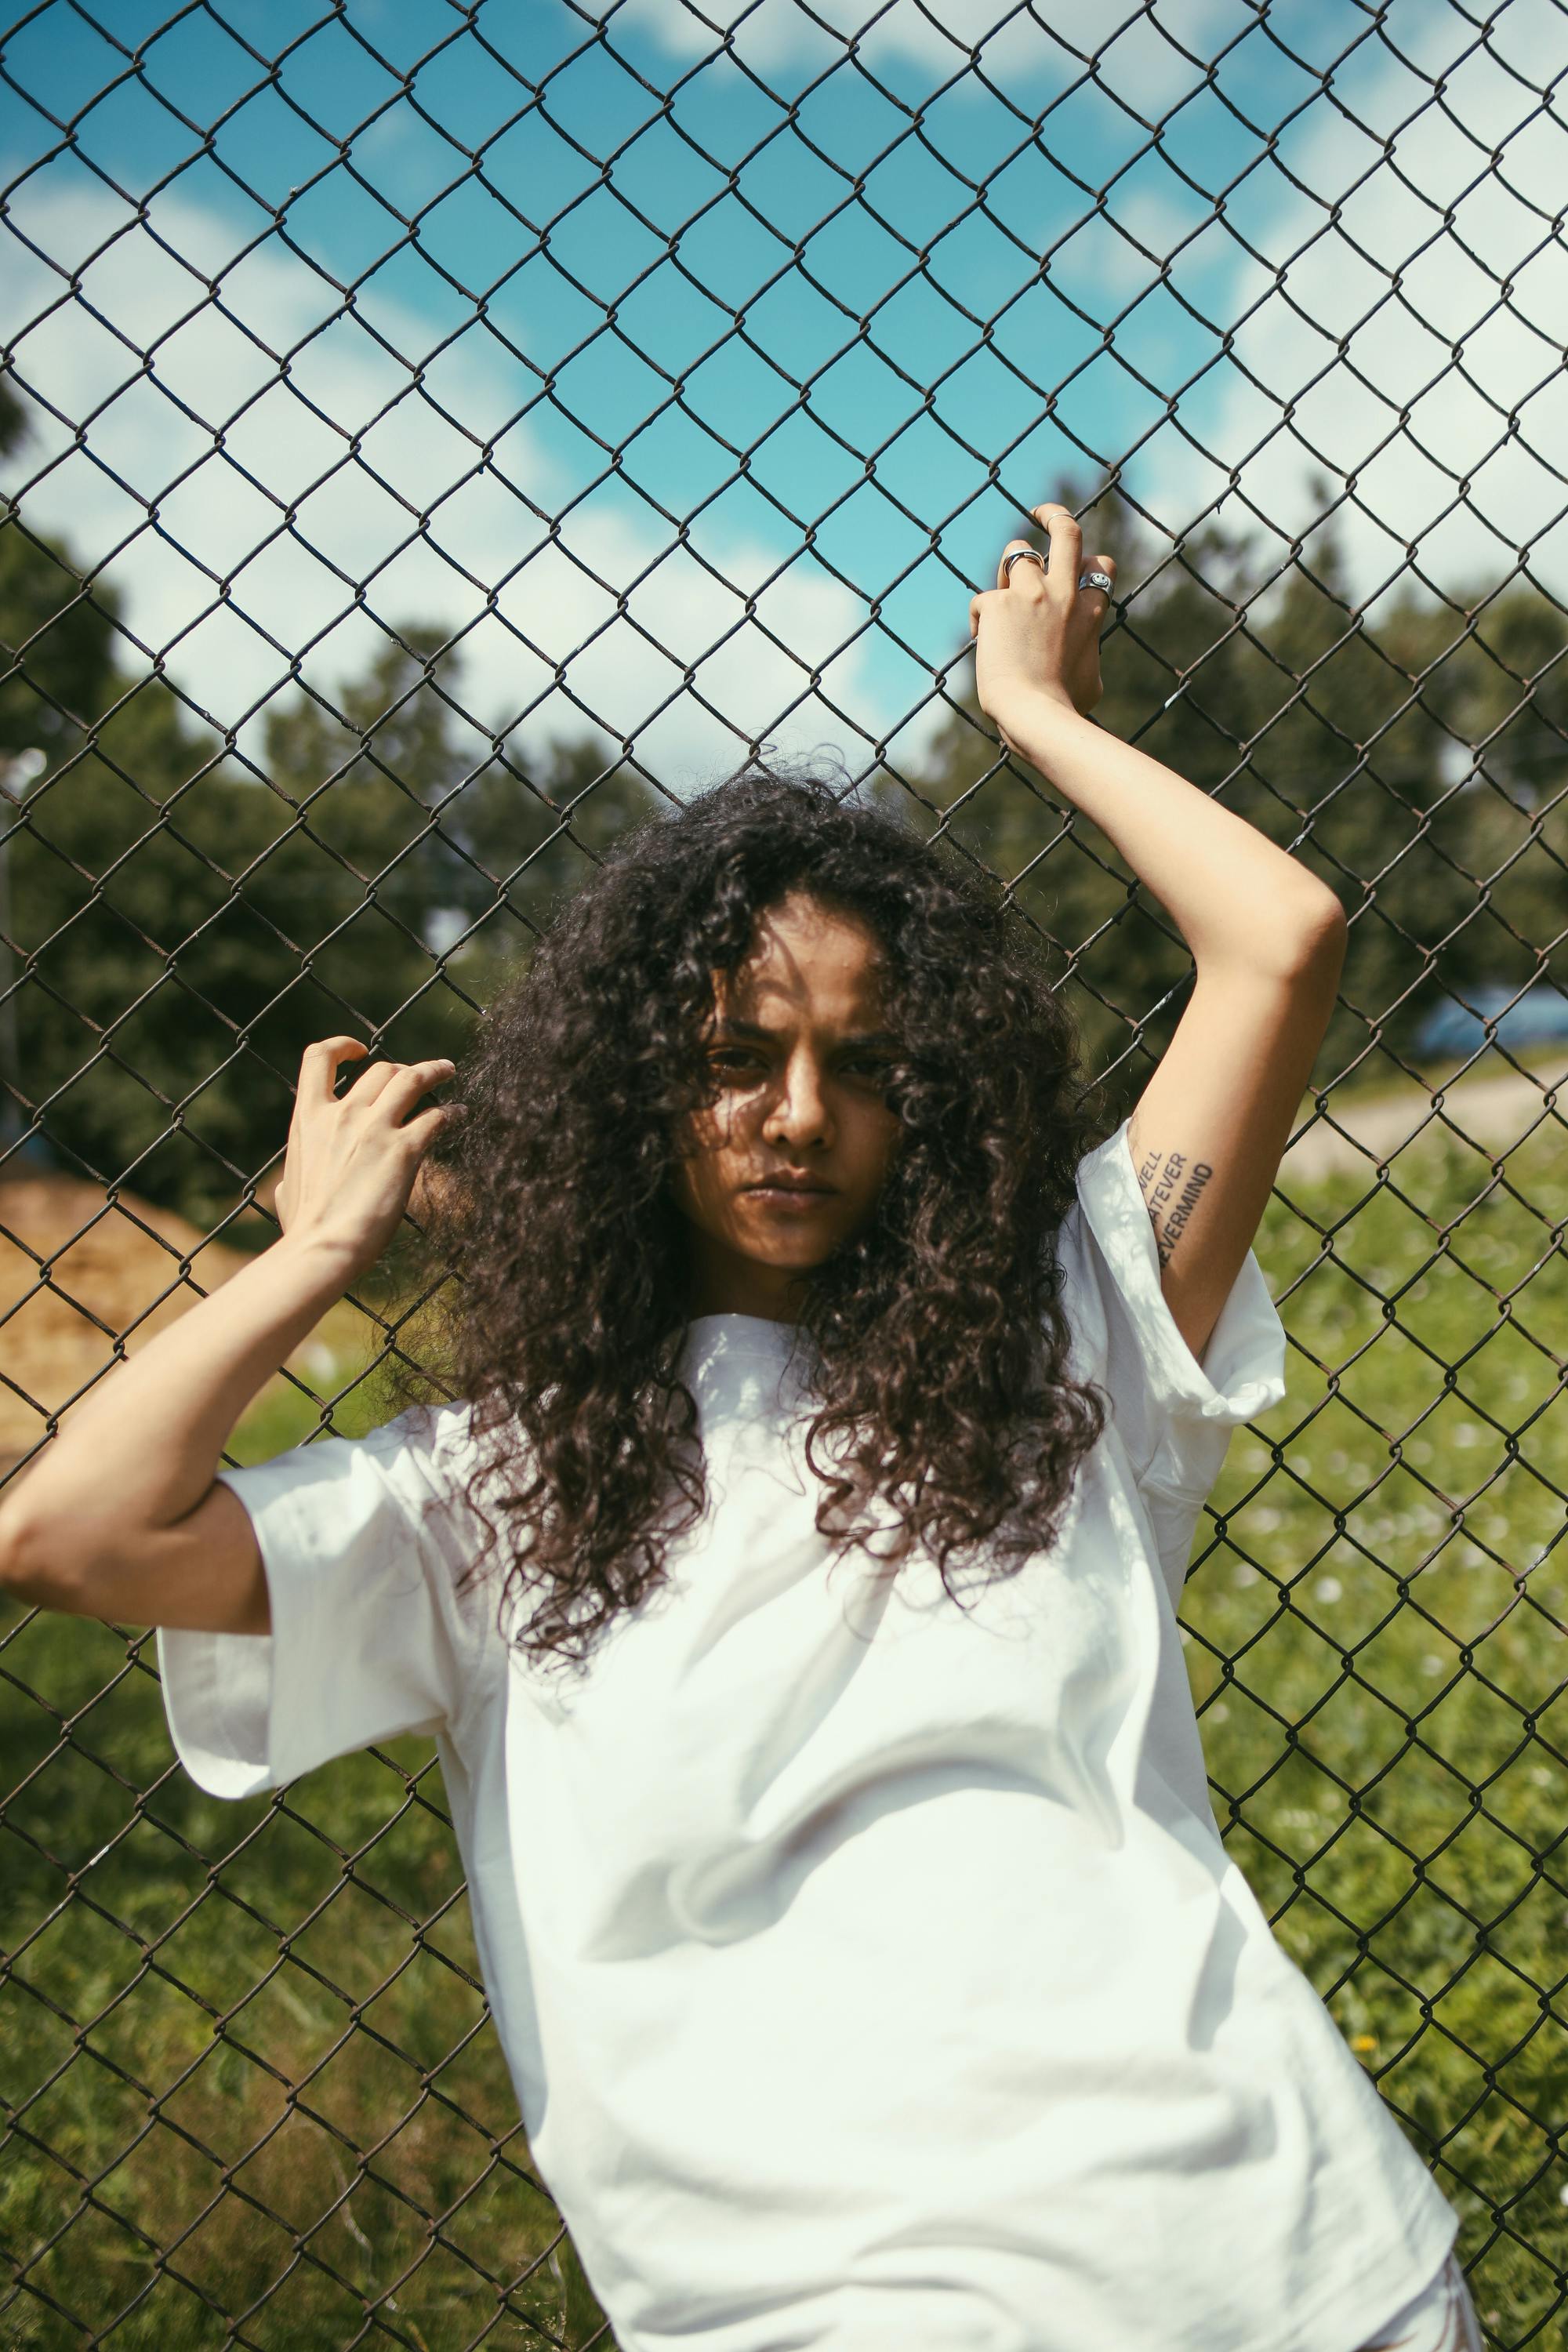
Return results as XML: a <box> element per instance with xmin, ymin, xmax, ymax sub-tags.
<box><xmin>1279</xmin><ymin>1056</ymin><xmax>1568</xmax><ymax>1182</ymax></box>
<box><xmin>0</xmin><ymin>1176</ymin><xmax>373</xmax><ymax>1483</ymax></box>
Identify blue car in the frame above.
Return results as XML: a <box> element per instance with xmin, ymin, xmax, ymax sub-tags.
<box><xmin>1415</xmin><ymin>982</ymin><xmax>1568</xmax><ymax>1060</ymax></box>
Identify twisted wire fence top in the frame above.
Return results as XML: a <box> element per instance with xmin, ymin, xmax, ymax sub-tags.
<box><xmin>2</xmin><ymin>2</ymin><xmax>1566</xmax><ymax>2347</ymax></box>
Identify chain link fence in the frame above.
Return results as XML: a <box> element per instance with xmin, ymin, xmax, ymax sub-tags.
<box><xmin>2</xmin><ymin>2</ymin><xmax>1566</xmax><ymax>2344</ymax></box>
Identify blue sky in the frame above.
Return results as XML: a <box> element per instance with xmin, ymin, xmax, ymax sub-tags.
<box><xmin>2</xmin><ymin>0</ymin><xmax>1563</xmax><ymax>788</ymax></box>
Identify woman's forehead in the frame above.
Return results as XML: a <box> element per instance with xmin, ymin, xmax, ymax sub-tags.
<box><xmin>720</xmin><ymin>897</ymin><xmax>888</xmax><ymax>1001</ymax></box>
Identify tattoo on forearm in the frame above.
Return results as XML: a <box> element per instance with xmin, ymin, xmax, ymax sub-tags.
<box><xmin>1136</xmin><ymin>1144</ymin><xmax>1214</xmax><ymax>1269</ymax></box>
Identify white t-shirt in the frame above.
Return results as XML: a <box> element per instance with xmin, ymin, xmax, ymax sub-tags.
<box><xmin>156</xmin><ymin>1113</ymin><xmax>1459</xmax><ymax>2352</ymax></box>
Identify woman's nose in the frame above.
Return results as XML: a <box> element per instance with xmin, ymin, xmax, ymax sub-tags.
<box><xmin>765</xmin><ymin>1058</ymin><xmax>832</xmax><ymax>1142</ymax></box>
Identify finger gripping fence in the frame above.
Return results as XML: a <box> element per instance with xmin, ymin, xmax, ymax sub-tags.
<box><xmin>1</xmin><ymin>3</ymin><xmax>1566</xmax><ymax>2346</ymax></box>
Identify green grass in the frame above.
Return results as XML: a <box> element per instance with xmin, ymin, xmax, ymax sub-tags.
<box><xmin>1188</xmin><ymin>1114</ymin><xmax>1568</xmax><ymax>2345</ymax></box>
<box><xmin>2</xmin><ymin>1119</ymin><xmax>1565</xmax><ymax>2347</ymax></box>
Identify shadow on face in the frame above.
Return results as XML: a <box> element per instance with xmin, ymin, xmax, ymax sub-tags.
<box><xmin>669</xmin><ymin>890</ymin><xmax>905</xmax><ymax>1322</ymax></box>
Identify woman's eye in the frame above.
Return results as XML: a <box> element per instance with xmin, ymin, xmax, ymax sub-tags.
<box><xmin>707</xmin><ymin>1050</ymin><xmax>894</xmax><ymax>1082</ymax></box>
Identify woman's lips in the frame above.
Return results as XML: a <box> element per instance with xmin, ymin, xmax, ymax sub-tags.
<box><xmin>746</xmin><ymin>1183</ymin><xmax>835</xmax><ymax>1209</ymax></box>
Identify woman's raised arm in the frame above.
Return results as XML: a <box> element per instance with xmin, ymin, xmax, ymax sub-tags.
<box><xmin>967</xmin><ymin>501</ymin><xmax>1344</xmax><ymax>963</ymax></box>
<box><xmin>969</xmin><ymin>501</ymin><xmax>1347</xmax><ymax>1370</ymax></box>
<box><xmin>0</xmin><ymin>1036</ymin><xmax>462</xmax><ymax>1627</ymax></box>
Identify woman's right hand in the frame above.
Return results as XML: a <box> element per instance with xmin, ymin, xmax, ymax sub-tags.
<box><xmin>967</xmin><ymin>503</ymin><xmax>1115</xmax><ymax>746</ymax></box>
<box><xmin>273</xmin><ymin>1037</ymin><xmax>463</xmax><ymax>1276</ymax></box>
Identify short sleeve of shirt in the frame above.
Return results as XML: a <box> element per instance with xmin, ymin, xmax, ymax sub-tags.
<box><xmin>154</xmin><ymin>1400</ymin><xmax>491</xmax><ymax>1801</ymax></box>
<box><xmin>1057</xmin><ymin>1112</ymin><xmax>1288</xmax><ymax>1514</ymax></box>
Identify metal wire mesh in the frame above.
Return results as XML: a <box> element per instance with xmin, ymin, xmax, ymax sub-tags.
<box><xmin>2</xmin><ymin>2</ymin><xmax>1566</xmax><ymax>2345</ymax></box>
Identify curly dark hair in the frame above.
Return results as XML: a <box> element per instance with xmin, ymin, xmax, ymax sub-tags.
<box><xmin>386</xmin><ymin>754</ymin><xmax>1116</xmax><ymax>1679</ymax></box>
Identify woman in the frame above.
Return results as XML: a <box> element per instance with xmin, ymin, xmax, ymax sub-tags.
<box><xmin>0</xmin><ymin>506</ymin><xmax>1479</xmax><ymax>2350</ymax></box>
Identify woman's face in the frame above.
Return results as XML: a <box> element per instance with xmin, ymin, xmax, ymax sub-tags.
<box><xmin>670</xmin><ymin>890</ymin><xmax>905</xmax><ymax>1322</ymax></box>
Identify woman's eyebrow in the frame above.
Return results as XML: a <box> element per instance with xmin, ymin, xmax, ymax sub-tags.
<box><xmin>712</xmin><ymin>1019</ymin><xmax>898</xmax><ymax>1048</ymax></box>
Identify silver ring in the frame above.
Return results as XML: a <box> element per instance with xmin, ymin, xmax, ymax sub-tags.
<box><xmin>1000</xmin><ymin>549</ymin><xmax>1114</xmax><ymax>599</ymax></box>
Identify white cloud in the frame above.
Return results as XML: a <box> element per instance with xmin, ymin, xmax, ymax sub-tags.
<box><xmin>1</xmin><ymin>180</ymin><xmax>880</xmax><ymax>787</ymax></box>
<box><xmin>1134</xmin><ymin>0</ymin><xmax>1568</xmax><ymax>612</ymax></box>
<box><xmin>608</xmin><ymin>0</ymin><xmax>1252</xmax><ymax>106</ymax></box>
<box><xmin>6</xmin><ymin>0</ymin><xmax>1553</xmax><ymax>819</ymax></box>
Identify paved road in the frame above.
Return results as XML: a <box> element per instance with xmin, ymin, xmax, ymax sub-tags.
<box><xmin>1278</xmin><ymin>1059</ymin><xmax>1566</xmax><ymax>1182</ymax></box>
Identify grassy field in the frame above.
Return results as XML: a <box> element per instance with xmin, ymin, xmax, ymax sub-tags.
<box><xmin>2</xmin><ymin>1110</ymin><xmax>1565</xmax><ymax>2349</ymax></box>
<box><xmin>1183</xmin><ymin>1108</ymin><xmax>1568</xmax><ymax>2347</ymax></box>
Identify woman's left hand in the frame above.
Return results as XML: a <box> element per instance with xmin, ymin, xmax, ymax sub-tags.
<box><xmin>967</xmin><ymin>503</ymin><xmax>1116</xmax><ymax>749</ymax></box>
